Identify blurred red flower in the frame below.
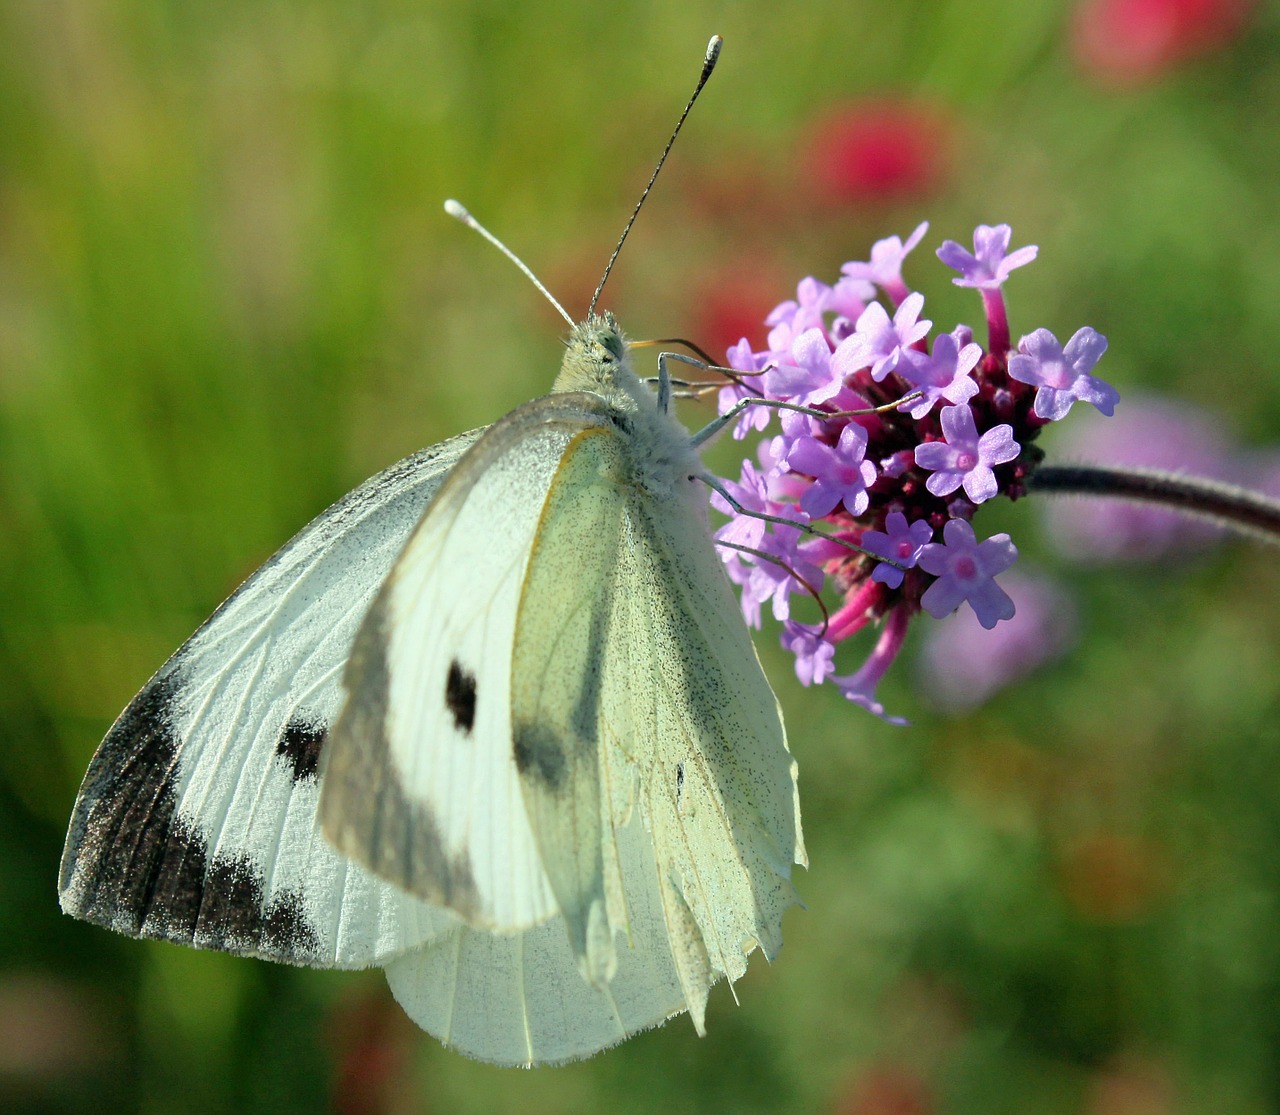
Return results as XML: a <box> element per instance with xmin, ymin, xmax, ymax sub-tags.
<box><xmin>834</xmin><ymin>1063</ymin><xmax>934</xmax><ymax>1115</ymax></box>
<box><xmin>805</xmin><ymin>99</ymin><xmax>950</xmax><ymax>205</ymax></box>
<box><xmin>696</xmin><ymin>269</ymin><xmax>786</xmax><ymax>358</ymax></box>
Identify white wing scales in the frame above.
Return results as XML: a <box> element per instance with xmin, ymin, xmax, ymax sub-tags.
<box><xmin>59</xmin><ymin>431</ymin><xmax>484</xmax><ymax>967</ymax></box>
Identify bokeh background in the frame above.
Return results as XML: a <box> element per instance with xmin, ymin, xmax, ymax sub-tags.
<box><xmin>3</xmin><ymin>1</ymin><xmax>1279</xmax><ymax>1113</ymax></box>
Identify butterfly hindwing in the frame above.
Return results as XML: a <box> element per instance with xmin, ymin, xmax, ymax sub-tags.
<box><xmin>550</xmin><ymin>434</ymin><xmax>805</xmax><ymax>1033</ymax></box>
<box><xmin>510</xmin><ymin>424</ymin><xmax>630</xmax><ymax>987</ymax></box>
<box><xmin>382</xmin><ymin>805</ymin><xmax>690</xmax><ymax>1067</ymax></box>
<box><xmin>58</xmin><ymin>431</ymin><xmax>485</xmax><ymax>968</ymax></box>
<box><xmin>609</xmin><ymin>471</ymin><xmax>807</xmax><ymax>1023</ymax></box>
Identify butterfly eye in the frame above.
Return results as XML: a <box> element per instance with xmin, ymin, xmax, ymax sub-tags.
<box><xmin>600</xmin><ymin>330</ymin><xmax>625</xmax><ymax>363</ymax></box>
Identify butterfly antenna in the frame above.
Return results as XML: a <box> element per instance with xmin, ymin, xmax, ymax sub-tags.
<box><xmin>587</xmin><ymin>34</ymin><xmax>722</xmax><ymax>318</ymax></box>
<box><xmin>444</xmin><ymin>199</ymin><xmax>575</xmax><ymax>327</ymax></box>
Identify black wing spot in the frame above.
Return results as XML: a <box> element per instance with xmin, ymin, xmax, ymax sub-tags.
<box><xmin>676</xmin><ymin>761</ymin><xmax>685</xmax><ymax>808</ymax></box>
<box><xmin>277</xmin><ymin>715</ymin><xmax>326</xmax><ymax>783</ymax></box>
<box><xmin>446</xmin><ymin>660</ymin><xmax>478</xmax><ymax>735</ymax></box>
<box><xmin>324</xmin><ymin>606</ymin><xmax>482</xmax><ymax>914</ymax></box>
<box><xmin>512</xmin><ymin>721</ymin><xmax>568</xmax><ymax>794</ymax></box>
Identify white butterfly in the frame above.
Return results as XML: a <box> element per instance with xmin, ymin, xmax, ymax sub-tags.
<box><xmin>58</xmin><ymin>37</ymin><xmax>807</xmax><ymax>1067</ymax></box>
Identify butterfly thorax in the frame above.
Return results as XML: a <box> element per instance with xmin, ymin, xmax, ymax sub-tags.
<box><xmin>553</xmin><ymin>312</ymin><xmax>702</xmax><ymax>498</ymax></box>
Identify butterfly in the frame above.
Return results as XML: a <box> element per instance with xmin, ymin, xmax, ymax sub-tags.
<box><xmin>58</xmin><ymin>37</ymin><xmax>807</xmax><ymax>1067</ymax></box>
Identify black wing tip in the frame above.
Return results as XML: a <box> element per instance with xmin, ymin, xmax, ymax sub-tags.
<box><xmin>61</xmin><ymin>670</ymin><xmax>325</xmax><ymax>966</ymax></box>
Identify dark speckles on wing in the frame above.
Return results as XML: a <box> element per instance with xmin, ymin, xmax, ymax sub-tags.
<box><xmin>277</xmin><ymin>715</ymin><xmax>326</xmax><ymax>783</ymax></box>
<box><xmin>262</xmin><ymin>890</ymin><xmax>316</xmax><ymax>955</ymax></box>
<box><xmin>445</xmin><ymin>660</ymin><xmax>478</xmax><ymax>735</ymax></box>
<box><xmin>59</xmin><ymin>669</ymin><xmax>321</xmax><ymax>964</ymax></box>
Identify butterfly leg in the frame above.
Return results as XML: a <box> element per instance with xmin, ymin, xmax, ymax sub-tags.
<box><xmin>699</xmin><ymin>474</ymin><xmax>909</xmax><ymax>572</ymax></box>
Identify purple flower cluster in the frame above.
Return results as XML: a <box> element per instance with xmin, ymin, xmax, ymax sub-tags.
<box><xmin>713</xmin><ymin>222</ymin><xmax>1117</xmax><ymax>720</ymax></box>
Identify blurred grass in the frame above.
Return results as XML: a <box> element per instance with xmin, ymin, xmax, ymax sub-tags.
<box><xmin>2</xmin><ymin>1</ymin><xmax>1279</xmax><ymax>1113</ymax></box>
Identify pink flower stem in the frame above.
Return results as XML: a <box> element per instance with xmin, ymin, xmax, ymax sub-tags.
<box><xmin>982</xmin><ymin>289</ymin><xmax>1010</xmax><ymax>357</ymax></box>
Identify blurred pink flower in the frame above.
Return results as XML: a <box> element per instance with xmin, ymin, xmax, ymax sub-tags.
<box><xmin>834</xmin><ymin>1062</ymin><xmax>934</xmax><ymax>1115</ymax></box>
<box><xmin>1072</xmin><ymin>0</ymin><xmax>1253</xmax><ymax>84</ymax></box>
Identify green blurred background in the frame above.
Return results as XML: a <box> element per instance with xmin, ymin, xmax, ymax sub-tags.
<box><xmin>3</xmin><ymin>1</ymin><xmax>1279</xmax><ymax>1113</ymax></box>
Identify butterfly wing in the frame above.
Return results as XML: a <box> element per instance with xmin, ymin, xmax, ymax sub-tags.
<box><xmin>58</xmin><ymin>431</ymin><xmax>485</xmax><ymax>968</ymax></box>
<box><xmin>382</xmin><ymin>807</ymin><xmax>693</xmax><ymax>1067</ymax></box>
<box><xmin>383</xmin><ymin>415</ymin><xmax>806</xmax><ymax>1065</ymax></box>
<box><xmin>319</xmin><ymin>395</ymin><xmax>633</xmax><ymax>933</ymax></box>
<box><xmin>507</xmin><ymin>425</ymin><xmax>628</xmax><ymax>988</ymax></box>
<box><xmin>608</xmin><ymin>462</ymin><xmax>808</xmax><ymax>1028</ymax></box>
<box><xmin>513</xmin><ymin>417</ymin><xmax>805</xmax><ymax>1029</ymax></box>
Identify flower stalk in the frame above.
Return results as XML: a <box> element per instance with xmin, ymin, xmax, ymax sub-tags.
<box><xmin>1027</xmin><ymin>464</ymin><xmax>1280</xmax><ymax>546</ymax></box>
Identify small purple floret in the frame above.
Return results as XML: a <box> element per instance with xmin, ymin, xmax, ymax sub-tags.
<box><xmin>764</xmin><ymin>327</ymin><xmax>842</xmax><ymax>407</ymax></box>
<box><xmin>913</xmin><ymin>405</ymin><xmax>1021</xmax><ymax>503</ymax></box>
<box><xmin>766</xmin><ymin>276</ymin><xmax>833</xmax><ymax>337</ymax></box>
<box><xmin>741</xmin><ymin>524</ymin><xmax>825</xmax><ymax>625</ymax></box>
<box><xmin>860</xmin><ymin>511</ymin><xmax>934</xmax><ymax>589</ymax></box>
<box><xmin>898</xmin><ymin>328</ymin><xmax>982</xmax><ymax>418</ymax></box>
<box><xmin>917</xmin><ymin>519</ymin><xmax>1018</xmax><ymax>629</ymax></box>
<box><xmin>712</xmin><ymin>459</ymin><xmax>773</xmax><ymax>551</ymax></box>
<box><xmin>833</xmin><ymin>291</ymin><xmax>932</xmax><ymax>382</ymax></box>
<box><xmin>718</xmin><ymin>338</ymin><xmax>772</xmax><ymax>440</ymax></box>
<box><xmin>1008</xmin><ymin>326</ymin><xmax>1117</xmax><ymax>420</ymax></box>
<box><xmin>936</xmin><ymin>223</ymin><xmax>1038</xmax><ymax>291</ymax></box>
<box><xmin>782</xmin><ymin>621</ymin><xmax>837</xmax><ymax>686</ymax></box>
<box><xmin>841</xmin><ymin>221</ymin><xmax>929</xmax><ymax>305</ymax></box>
<box><xmin>787</xmin><ymin>422</ymin><xmax>878</xmax><ymax>518</ymax></box>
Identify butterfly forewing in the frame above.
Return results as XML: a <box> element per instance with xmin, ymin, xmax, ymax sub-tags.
<box><xmin>59</xmin><ymin>433</ymin><xmax>484</xmax><ymax>967</ymax></box>
<box><xmin>319</xmin><ymin>396</ymin><xmax>630</xmax><ymax>933</ymax></box>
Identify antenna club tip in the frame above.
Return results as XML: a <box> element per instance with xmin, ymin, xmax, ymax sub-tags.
<box><xmin>705</xmin><ymin>35</ymin><xmax>723</xmax><ymax>65</ymax></box>
<box><xmin>443</xmin><ymin>199</ymin><xmax>470</xmax><ymax>221</ymax></box>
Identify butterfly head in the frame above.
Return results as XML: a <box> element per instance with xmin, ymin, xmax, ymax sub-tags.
<box><xmin>553</xmin><ymin>312</ymin><xmax>635</xmax><ymax>399</ymax></box>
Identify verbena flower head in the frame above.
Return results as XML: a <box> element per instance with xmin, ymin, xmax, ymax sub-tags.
<box><xmin>713</xmin><ymin>222</ymin><xmax>1116</xmax><ymax>721</ymax></box>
